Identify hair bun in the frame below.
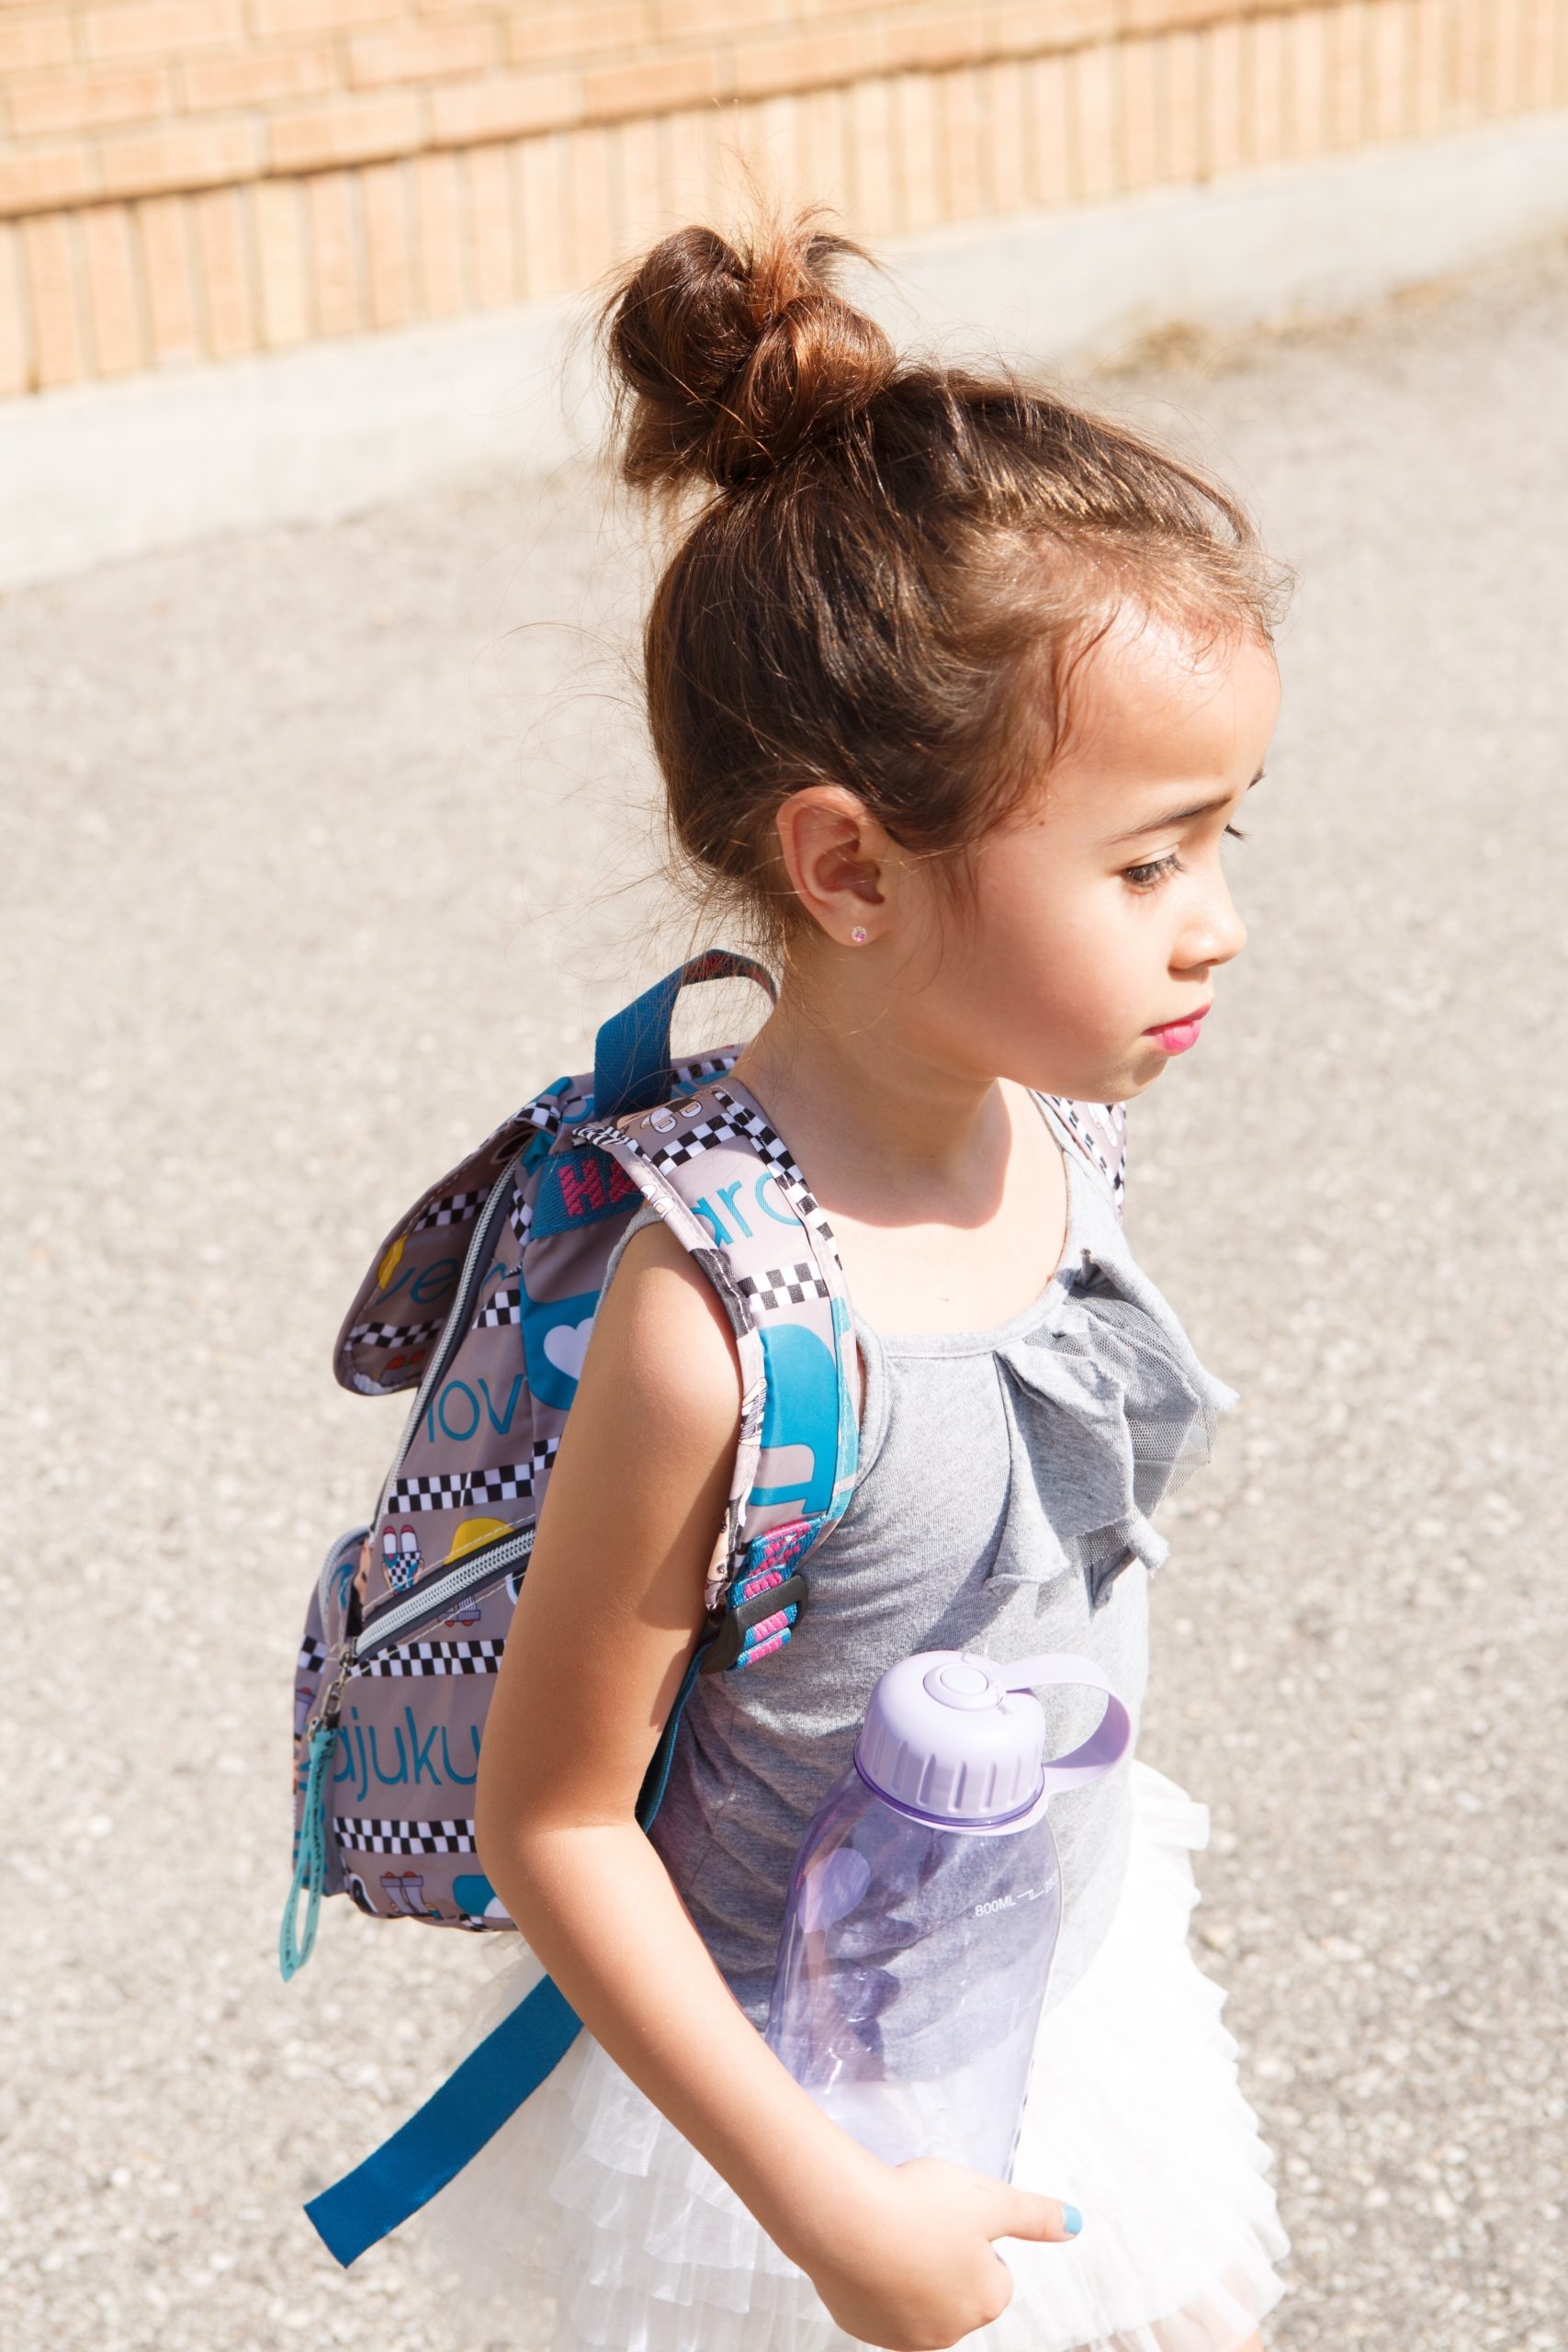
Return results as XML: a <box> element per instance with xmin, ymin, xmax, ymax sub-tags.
<box><xmin>604</xmin><ymin>219</ymin><xmax>896</xmax><ymax>490</ymax></box>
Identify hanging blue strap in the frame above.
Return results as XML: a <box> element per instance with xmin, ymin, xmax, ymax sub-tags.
<box><xmin>592</xmin><ymin>950</ymin><xmax>775</xmax><ymax>1122</ymax></box>
<box><xmin>278</xmin><ymin>1721</ymin><xmax>334</xmax><ymax>1983</ymax></box>
<box><xmin>305</xmin><ymin>1974</ymin><xmax>581</xmax><ymax>2267</ymax></box>
<box><xmin>302</xmin><ymin>1649</ymin><xmax>708</xmax><ymax>2265</ymax></box>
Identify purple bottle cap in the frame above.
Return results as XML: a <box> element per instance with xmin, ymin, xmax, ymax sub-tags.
<box><xmin>854</xmin><ymin>1650</ymin><xmax>1134</xmax><ymax>1829</ymax></box>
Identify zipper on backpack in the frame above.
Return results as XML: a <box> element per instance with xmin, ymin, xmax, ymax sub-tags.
<box><xmin>350</xmin><ymin>1523</ymin><xmax>536</xmax><ymax>1667</ymax></box>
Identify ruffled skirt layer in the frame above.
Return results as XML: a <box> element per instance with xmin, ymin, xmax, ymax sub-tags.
<box><xmin>412</xmin><ymin>1762</ymin><xmax>1289</xmax><ymax>2352</ymax></box>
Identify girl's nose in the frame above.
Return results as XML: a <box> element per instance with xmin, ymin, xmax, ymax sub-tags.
<box><xmin>1176</xmin><ymin>878</ymin><xmax>1247</xmax><ymax>975</ymax></box>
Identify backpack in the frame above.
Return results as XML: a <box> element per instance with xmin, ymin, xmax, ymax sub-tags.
<box><xmin>281</xmin><ymin>949</ymin><xmax>1129</xmax><ymax>2268</ymax></box>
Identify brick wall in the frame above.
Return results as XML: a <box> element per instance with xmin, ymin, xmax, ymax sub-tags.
<box><xmin>2</xmin><ymin>0</ymin><xmax>1564</xmax><ymax>396</ymax></box>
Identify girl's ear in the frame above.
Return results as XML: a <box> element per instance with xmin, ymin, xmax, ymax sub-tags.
<box><xmin>773</xmin><ymin>785</ymin><xmax>893</xmax><ymax>948</ymax></box>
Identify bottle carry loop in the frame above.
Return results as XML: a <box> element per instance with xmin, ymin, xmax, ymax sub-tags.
<box><xmin>1005</xmin><ymin>1652</ymin><xmax>1135</xmax><ymax>1814</ymax></box>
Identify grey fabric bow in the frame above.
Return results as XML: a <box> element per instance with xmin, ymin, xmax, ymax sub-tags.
<box><xmin>985</xmin><ymin>1253</ymin><xmax>1236</xmax><ymax>1608</ymax></box>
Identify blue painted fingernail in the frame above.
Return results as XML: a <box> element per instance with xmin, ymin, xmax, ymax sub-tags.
<box><xmin>1062</xmin><ymin>2205</ymin><xmax>1084</xmax><ymax>2236</ymax></box>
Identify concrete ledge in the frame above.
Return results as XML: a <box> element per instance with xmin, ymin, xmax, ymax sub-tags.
<box><xmin>3</xmin><ymin>110</ymin><xmax>1567</xmax><ymax>593</ymax></box>
<box><xmin>896</xmin><ymin>107</ymin><xmax>1568</xmax><ymax>364</ymax></box>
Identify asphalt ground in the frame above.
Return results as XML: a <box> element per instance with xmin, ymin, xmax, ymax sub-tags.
<box><xmin>4</xmin><ymin>235</ymin><xmax>1566</xmax><ymax>2352</ymax></box>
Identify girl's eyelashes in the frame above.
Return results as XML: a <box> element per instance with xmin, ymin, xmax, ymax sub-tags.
<box><xmin>1122</xmin><ymin>822</ymin><xmax>1247</xmax><ymax>890</ymax></box>
<box><xmin>1122</xmin><ymin>852</ymin><xmax>1182</xmax><ymax>890</ymax></box>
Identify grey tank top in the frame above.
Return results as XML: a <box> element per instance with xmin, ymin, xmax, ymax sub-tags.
<box><xmin>613</xmin><ymin>1095</ymin><xmax>1234</xmax><ymax>2029</ymax></box>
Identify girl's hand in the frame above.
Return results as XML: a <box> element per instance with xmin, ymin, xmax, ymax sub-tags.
<box><xmin>800</xmin><ymin>2156</ymin><xmax>1080</xmax><ymax>2352</ymax></box>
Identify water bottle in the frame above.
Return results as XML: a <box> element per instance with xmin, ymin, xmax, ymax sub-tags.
<box><xmin>765</xmin><ymin>1650</ymin><xmax>1132</xmax><ymax>2180</ymax></box>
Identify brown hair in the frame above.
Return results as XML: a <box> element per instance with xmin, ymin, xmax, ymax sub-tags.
<box><xmin>603</xmin><ymin>218</ymin><xmax>1285</xmax><ymax>953</ymax></box>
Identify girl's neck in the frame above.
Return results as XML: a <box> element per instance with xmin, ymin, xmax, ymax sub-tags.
<box><xmin>728</xmin><ymin>974</ymin><xmax>1018</xmax><ymax>1232</ymax></box>
<box><xmin>728</xmin><ymin>969</ymin><xmax>1070</xmax><ymax>1337</ymax></box>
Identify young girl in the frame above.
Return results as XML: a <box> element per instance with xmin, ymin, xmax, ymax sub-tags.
<box><xmin>418</xmin><ymin>220</ymin><xmax>1291</xmax><ymax>2352</ymax></box>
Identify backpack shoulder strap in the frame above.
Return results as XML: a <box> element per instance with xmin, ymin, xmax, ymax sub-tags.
<box><xmin>576</xmin><ymin>1075</ymin><xmax>860</xmax><ymax>1675</ymax></box>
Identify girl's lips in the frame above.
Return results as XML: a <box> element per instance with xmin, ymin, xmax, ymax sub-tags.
<box><xmin>1143</xmin><ymin>1006</ymin><xmax>1211</xmax><ymax>1054</ymax></box>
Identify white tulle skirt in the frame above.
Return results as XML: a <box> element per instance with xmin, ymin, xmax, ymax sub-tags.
<box><xmin>412</xmin><ymin>1763</ymin><xmax>1290</xmax><ymax>2352</ymax></box>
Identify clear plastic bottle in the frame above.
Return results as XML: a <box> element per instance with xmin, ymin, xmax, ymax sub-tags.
<box><xmin>766</xmin><ymin>1650</ymin><xmax>1131</xmax><ymax>2180</ymax></box>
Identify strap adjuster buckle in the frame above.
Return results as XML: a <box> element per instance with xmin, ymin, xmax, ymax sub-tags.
<box><xmin>700</xmin><ymin>1570</ymin><xmax>808</xmax><ymax>1674</ymax></box>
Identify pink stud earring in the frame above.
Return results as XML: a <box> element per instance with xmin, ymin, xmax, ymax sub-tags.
<box><xmin>851</xmin><ymin>925</ymin><xmax>869</xmax><ymax>945</ymax></box>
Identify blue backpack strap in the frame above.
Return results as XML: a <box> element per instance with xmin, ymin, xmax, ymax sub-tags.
<box><xmin>305</xmin><ymin>1973</ymin><xmax>581</xmax><ymax>2267</ymax></box>
<box><xmin>578</xmin><ymin>1072</ymin><xmax>860</xmax><ymax>1674</ymax></box>
<box><xmin>303</xmin><ymin>1631</ymin><xmax>708</xmax><ymax>2269</ymax></box>
<box><xmin>592</xmin><ymin>950</ymin><xmax>776</xmax><ymax>1121</ymax></box>
<box><xmin>308</xmin><ymin>1647</ymin><xmax>707</xmax><ymax>2272</ymax></box>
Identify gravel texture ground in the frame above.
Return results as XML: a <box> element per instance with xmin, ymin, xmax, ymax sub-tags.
<box><xmin>5</xmin><ymin>237</ymin><xmax>1566</xmax><ymax>2352</ymax></box>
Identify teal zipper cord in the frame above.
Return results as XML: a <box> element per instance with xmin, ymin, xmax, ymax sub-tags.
<box><xmin>279</xmin><ymin>1718</ymin><xmax>335</xmax><ymax>1981</ymax></box>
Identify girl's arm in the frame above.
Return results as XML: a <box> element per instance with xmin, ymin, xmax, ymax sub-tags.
<box><xmin>475</xmin><ymin>1220</ymin><xmax>1076</xmax><ymax>2352</ymax></box>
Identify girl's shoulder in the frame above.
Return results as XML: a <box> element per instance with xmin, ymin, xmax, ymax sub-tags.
<box><xmin>563</xmin><ymin>1211</ymin><xmax>743</xmax><ymax>1610</ymax></box>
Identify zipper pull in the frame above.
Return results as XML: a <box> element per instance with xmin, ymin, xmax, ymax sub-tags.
<box><xmin>313</xmin><ymin>1644</ymin><xmax>355</xmax><ymax>1732</ymax></box>
<box><xmin>278</xmin><ymin>1646</ymin><xmax>354</xmax><ymax>1981</ymax></box>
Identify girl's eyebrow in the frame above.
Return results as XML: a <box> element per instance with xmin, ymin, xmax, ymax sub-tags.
<box><xmin>1104</xmin><ymin>768</ymin><xmax>1265</xmax><ymax>845</ymax></box>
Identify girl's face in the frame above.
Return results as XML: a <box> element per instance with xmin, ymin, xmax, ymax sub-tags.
<box><xmin>894</xmin><ymin>613</ymin><xmax>1280</xmax><ymax>1105</ymax></box>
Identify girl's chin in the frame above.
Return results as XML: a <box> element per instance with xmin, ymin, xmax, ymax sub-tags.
<box><xmin>1116</xmin><ymin>1049</ymin><xmax>1171</xmax><ymax>1097</ymax></box>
